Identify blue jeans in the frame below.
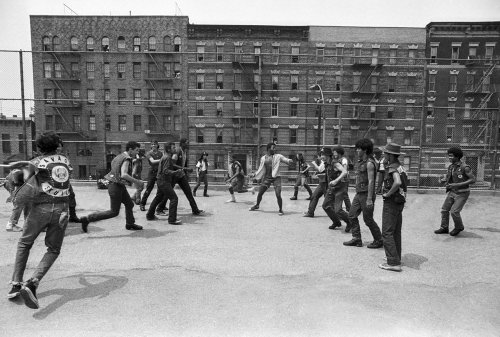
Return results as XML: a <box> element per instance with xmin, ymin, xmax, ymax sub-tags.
<box><xmin>87</xmin><ymin>182</ymin><xmax>135</xmax><ymax>225</ymax></box>
<box><xmin>193</xmin><ymin>171</ymin><xmax>208</xmax><ymax>195</ymax></box>
<box><xmin>348</xmin><ymin>192</ymin><xmax>381</xmax><ymax>241</ymax></box>
<box><xmin>306</xmin><ymin>182</ymin><xmax>327</xmax><ymax>216</ymax></box>
<box><xmin>322</xmin><ymin>183</ymin><xmax>350</xmax><ymax>226</ymax></box>
<box><xmin>441</xmin><ymin>191</ymin><xmax>470</xmax><ymax>230</ymax></box>
<box><xmin>12</xmin><ymin>202</ymin><xmax>68</xmax><ymax>282</ymax></box>
<box><xmin>382</xmin><ymin>199</ymin><xmax>404</xmax><ymax>266</ymax></box>
<box><xmin>147</xmin><ymin>178</ymin><xmax>178</xmax><ymax>223</ymax></box>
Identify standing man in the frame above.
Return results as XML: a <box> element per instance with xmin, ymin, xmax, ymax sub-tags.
<box><xmin>171</xmin><ymin>138</ymin><xmax>204</xmax><ymax>215</ymax></box>
<box><xmin>290</xmin><ymin>153</ymin><xmax>312</xmax><ymax>201</ymax></box>
<box><xmin>434</xmin><ymin>147</ymin><xmax>475</xmax><ymax>237</ymax></box>
<box><xmin>333</xmin><ymin>146</ymin><xmax>351</xmax><ymax>212</ymax></box>
<box><xmin>303</xmin><ymin>152</ymin><xmax>326</xmax><ymax>218</ymax></box>
<box><xmin>249</xmin><ymin>142</ymin><xmax>293</xmax><ymax>215</ymax></box>
<box><xmin>379</xmin><ymin>143</ymin><xmax>407</xmax><ymax>272</ymax></box>
<box><xmin>80</xmin><ymin>141</ymin><xmax>144</xmax><ymax>233</ymax></box>
<box><xmin>324</xmin><ymin>147</ymin><xmax>351</xmax><ymax>230</ymax></box>
<box><xmin>226</xmin><ymin>155</ymin><xmax>254</xmax><ymax>203</ymax></box>
<box><xmin>139</xmin><ymin>140</ymin><xmax>162</xmax><ymax>211</ymax></box>
<box><xmin>6</xmin><ymin>132</ymin><xmax>71</xmax><ymax>309</ymax></box>
<box><xmin>343</xmin><ymin>138</ymin><xmax>383</xmax><ymax>248</ymax></box>
<box><xmin>193</xmin><ymin>151</ymin><xmax>209</xmax><ymax>197</ymax></box>
<box><xmin>132</xmin><ymin>148</ymin><xmax>145</xmax><ymax>205</ymax></box>
<box><xmin>146</xmin><ymin>142</ymin><xmax>182</xmax><ymax>225</ymax></box>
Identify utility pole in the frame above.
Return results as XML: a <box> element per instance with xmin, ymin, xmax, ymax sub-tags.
<box><xmin>19</xmin><ymin>50</ymin><xmax>28</xmax><ymax>159</ymax></box>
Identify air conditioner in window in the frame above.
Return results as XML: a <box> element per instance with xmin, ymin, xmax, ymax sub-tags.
<box><xmin>144</xmin><ymin>130</ymin><xmax>150</xmax><ymax>134</ymax></box>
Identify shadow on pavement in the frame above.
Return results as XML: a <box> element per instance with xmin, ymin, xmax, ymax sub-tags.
<box><xmin>471</xmin><ymin>227</ymin><xmax>500</xmax><ymax>233</ymax></box>
<box><xmin>35</xmin><ymin>274</ymin><xmax>128</xmax><ymax>320</ymax></box>
<box><xmin>402</xmin><ymin>253</ymin><xmax>428</xmax><ymax>270</ymax></box>
<box><xmin>443</xmin><ymin>231</ymin><xmax>483</xmax><ymax>241</ymax></box>
<box><xmin>65</xmin><ymin>224</ymin><xmax>105</xmax><ymax>237</ymax></box>
<box><xmin>86</xmin><ymin>228</ymin><xmax>176</xmax><ymax>240</ymax></box>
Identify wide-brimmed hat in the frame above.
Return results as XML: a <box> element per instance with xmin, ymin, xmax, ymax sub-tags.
<box><xmin>320</xmin><ymin>147</ymin><xmax>333</xmax><ymax>156</ymax></box>
<box><xmin>380</xmin><ymin>143</ymin><xmax>405</xmax><ymax>156</ymax></box>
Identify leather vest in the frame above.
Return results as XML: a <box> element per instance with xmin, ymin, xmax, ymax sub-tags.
<box><xmin>446</xmin><ymin>161</ymin><xmax>471</xmax><ymax>193</ymax></box>
<box><xmin>105</xmin><ymin>153</ymin><xmax>131</xmax><ymax>185</ymax></box>
<box><xmin>355</xmin><ymin>156</ymin><xmax>377</xmax><ymax>193</ymax></box>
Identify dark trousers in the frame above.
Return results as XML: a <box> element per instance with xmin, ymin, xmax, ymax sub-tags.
<box><xmin>147</xmin><ymin>178</ymin><xmax>178</xmax><ymax>223</ymax></box>
<box><xmin>140</xmin><ymin>171</ymin><xmax>157</xmax><ymax>206</ymax></box>
<box><xmin>174</xmin><ymin>175</ymin><xmax>200</xmax><ymax>213</ymax></box>
<box><xmin>322</xmin><ymin>183</ymin><xmax>350</xmax><ymax>226</ymax></box>
<box><xmin>348</xmin><ymin>192</ymin><xmax>381</xmax><ymax>242</ymax></box>
<box><xmin>307</xmin><ymin>182</ymin><xmax>327</xmax><ymax>216</ymax></box>
<box><xmin>382</xmin><ymin>199</ymin><xmax>404</xmax><ymax>266</ymax></box>
<box><xmin>440</xmin><ymin>191</ymin><xmax>470</xmax><ymax>230</ymax></box>
<box><xmin>293</xmin><ymin>176</ymin><xmax>312</xmax><ymax>197</ymax></box>
<box><xmin>193</xmin><ymin>171</ymin><xmax>208</xmax><ymax>195</ymax></box>
<box><xmin>341</xmin><ymin>181</ymin><xmax>351</xmax><ymax>211</ymax></box>
<box><xmin>88</xmin><ymin>182</ymin><xmax>135</xmax><ymax>225</ymax></box>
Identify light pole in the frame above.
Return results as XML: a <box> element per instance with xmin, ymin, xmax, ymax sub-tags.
<box><xmin>310</xmin><ymin>84</ymin><xmax>326</xmax><ymax>147</ymax></box>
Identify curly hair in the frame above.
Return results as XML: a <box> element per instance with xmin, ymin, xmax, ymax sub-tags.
<box><xmin>354</xmin><ymin>138</ymin><xmax>374</xmax><ymax>156</ymax></box>
<box><xmin>332</xmin><ymin>146</ymin><xmax>345</xmax><ymax>156</ymax></box>
<box><xmin>36</xmin><ymin>131</ymin><xmax>62</xmax><ymax>154</ymax></box>
<box><xmin>447</xmin><ymin>147</ymin><xmax>463</xmax><ymax>159</ymax></box>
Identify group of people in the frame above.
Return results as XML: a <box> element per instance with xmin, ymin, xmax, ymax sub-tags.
<box><xmin>2</xmin><ymin>132</ymin><xmax>475</xmax><ymax>310</ymax></box>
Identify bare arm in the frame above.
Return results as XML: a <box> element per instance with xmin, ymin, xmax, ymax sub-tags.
<box><xmin>447</xmin><ymin>166</ymin><xmax>476</xmax><ymax>190</ymax></box>
<box><xmin>367</xmin><ymin>162</ymin><xmax>376</xmax><ymax>205</ymax></box>
<box><xmin>121</xmin><ymin>160</ymin><xmax>143</xmax><ymax>185</ymax></box>
<box><xmin>383</xmin><ymin>171</ymin><xmax>401</xmax><ymax>198</ymax></box>
<box><xmin>330</xmin><ymin>162</ymin><xmax>347</xmax><ymax>186</ymax></box>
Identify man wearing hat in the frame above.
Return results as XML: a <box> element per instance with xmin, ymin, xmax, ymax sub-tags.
<box><xmin>193</xmin><ymin>151</ymin><xmax>210</xmax><ymax>197</ymax></box>
<box><xmin>379</xmin><ymin>143</ymin><xmax>407</xmax><ymax>272</ymax></box>
<box><xmin>343</xmin><ymin>138</ymin><xmax>383</xmax><ymax>248</ymax></box>
<box><xmin>139</xmin><ymin>140</ymin><xmax>163</xmax><ymax>212</ymax></box>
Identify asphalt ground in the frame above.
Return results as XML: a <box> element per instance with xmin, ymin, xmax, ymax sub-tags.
<box><xmin>0</xmin><ymin>184</ymin><xmax>499</xmax><ymax>337</ymax></box>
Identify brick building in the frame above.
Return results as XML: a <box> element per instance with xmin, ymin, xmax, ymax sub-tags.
<box><xmin>0</xmin><ymin>114</ymin><xmax>35</xmax><ymax>177</ymax></box>
<box><xmin>423</xmin><ymin>22</ymin><xmax>500</xmax><ymax>187</ymax></box>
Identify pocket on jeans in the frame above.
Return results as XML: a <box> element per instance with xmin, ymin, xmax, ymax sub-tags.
<box><xmin>58</xmin><ymin>211</ymin><xmax>69</xmax><ymax>229</ymax></box>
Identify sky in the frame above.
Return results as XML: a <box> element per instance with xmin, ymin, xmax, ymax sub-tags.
<box><xmin>0</xmin><ymin>0</ymin><xmax>498</xmax><ymax>116</ymax></box>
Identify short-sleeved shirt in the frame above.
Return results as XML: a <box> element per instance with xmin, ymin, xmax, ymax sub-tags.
<box><xmin>196</xmin><ymin>160</ymin><xmax>208</xmax><ymax>172</ymax></box>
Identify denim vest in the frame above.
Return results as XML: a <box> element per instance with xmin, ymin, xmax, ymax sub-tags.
<box><xmin>446</xmin><ymin>161</ymin><xmax>471</xmax><ymax>193</ymax></box>
<box><xmin>355</xmin><ymin>156</ymin><xmax>376</xmax><ymax>193</ymax></box>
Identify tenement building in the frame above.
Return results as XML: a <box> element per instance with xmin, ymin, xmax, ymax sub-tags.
<box><xmin>0</xmin><ymin>114</ymin><xmax>35</xmax><ymax>176</ymax></box>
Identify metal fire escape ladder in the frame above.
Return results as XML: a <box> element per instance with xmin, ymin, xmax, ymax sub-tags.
<box><xmin>50</xmin><ymin>52</ymin><xmax>73</xmax><ymax>79</ymax></box>
<box><xmin>146</xmin><ymin>107</ymin><xmax>169</xmax><ymax>135</ymax></box>
<box><xmin>147</xmin><ymin>53</ymin><xmax>167</xmax><ymax>78</ymax></box>
<box><xmin>362</xmin><ymin>94</ymin><xmax>381</xmax><ymax>138</ymax></box>
<box><xmin>145</xmin><ymin>79</ymin><xmax>165</xmax><ymax>102</ymax></box>
<box><xmin>470</xmin><ymin>91</ymin><xmax>496</xmax><ymax>145</ymax></box>
<box><xmin>472</xmin><ymin>63</ymin><xmax>496</xmax><ymax>93</ymax></box>
<box><xmin>53</xmin><ymin>107</ymin><xmax>86</xmax><ymax>138</ymax></box>
<box><xmin>357</xmin><ymin>64</ymin><xmax>382</xmax><ymax>93</ymax></box>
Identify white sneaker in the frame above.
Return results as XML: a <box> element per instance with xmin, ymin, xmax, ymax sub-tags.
<box><xmin>6</xmin><ymin>222</ymin><xmax>23</xmax><ymax>232</ymax></box>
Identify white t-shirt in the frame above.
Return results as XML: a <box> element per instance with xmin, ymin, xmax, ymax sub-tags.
<box><xmin>196</xmin><ymin>160</ymin><xmax>208</xmax><ymax>172</ymax></box>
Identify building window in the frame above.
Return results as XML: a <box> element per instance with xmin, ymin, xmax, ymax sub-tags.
<box><xmin>370</xmin><ymin>105</ymin><xmax>377</xmax><ymax>119</ymax></box>
<box><xmin>133</xmin><ymin>37</ymin><xmax>141</xmax><ymax>51</ymax></box>
<box><xmin>387</xmin><ymin>105</ymin><xmax>394</xmax><ymax>119</ymax></box>
<box><xmin>214</xmin><ymin>154</ymin><xmax>224</xmax><ymax>169</ymax></box>
<box><xmin>449</xmin><ymin>75</ymin><xmax>458</xmax><ymax>92</ymax></box>
<box><xmin>389</xmin><ymin>49</ymin><xmax>397</xmax><ymax>64</ymax></box>
<box><xmin>272</xmin><ymin>46</ymin><xmax>280</xmax><ymax>63</ymax></box>
<box><xmin>451</xmin><ymin>46</ymin><xmax>459</xmax><ymax>64</ymax></box>
<box><xmin>482</xmin><ymin>75</ymin><xmax>491</xmax><ymax>92</ymax></box>
<box><xmin>462</xmin><ymin>126</ymin><xmax>472</xmax><ymax>143</ymax></box>
<box><xmin>148</xmin><ymin>90</ymin><xmax>156</xmax><ymax>104</ymax></box>
<box><xmin>118</xmin><ymin>89</ymin><xmax>126</xmax><ymax>105</ymax></box>
<box><xmin>464</xmin><ymin>102</ymin><xmax>471</xmax><ymax>118</ymax></box>
<box><xmin>73</xmin><ymin>115</ymin><xmax>81</xmax><ymax>130</ymax></box>
<box><xmin>43</xmin><ymin>62</ymin><xmax>52</xmax><ymax>78</ymax></box>
<box><xmin>105</xmin><ymin>115</ymin><xmax>111</xmax><ymax>131</ymax></box>
<box><xmin>271</xmin><ymin>103</ymin><xmax>278</xmax><ymax>116</ymax></box>
<box><xmin>196</xmin><ymin>102</ymin><xmax>204</xmax><ymax>116</ymax></box>
<box><xmin>386</xmin><ymin>130</ymin><xmax>394</xmax><ymax>144</ymax></box>
<box><xmin>174</xmin><ymin>115</ymin><xmax>180</xmax><ymax>131</ymax></box>
<box><xmin>118</xmin><ymin>115</ymin><xmax>127</xmax><ymax>131</ymax></box>
<box><xmin>148</xmin><ymin>36</ymin><xmax>156</xmax><ymax>51</ymax></box>
<box><xmin>372</xmin><ymin>48</ymin><xmax>379</xmax><ymax>65</ymax></box>
<box><xmin>89</xmin><ymin>115</ymin><xmax>96</xmax><ymax>131</ymax></box>
<box><xmin>333</xmin><ymin>75</ymin><xmax>340</xmax><ymax>91</ymax></box>
<box><xmin>291</xmin><ymin>46</ymin><xmax>299</xmax><ymax>63</ymax></box>
<box><xmin>234</xmin><ymin>101</ymin><xmax>241</xmax><ymax>115</ymax></box>
<box><xmin>196</xmin><ymin>129</ymin><xmax>204</xmax><ymax>143</ymax></box>
<box><xmin>55</xmin><ymin>115</ymin><xmax>63</xmax><ymax>131</ymax></box>
<box><xmin>45</xmin><ymin>115</ymin><xmax>53</xmax><ymax>130</ymax></box>
<box><xmin>353</xmin><ymin>74</ymin><xmax>360</xmax><ymax>91</ymax></box>
<box><xmin>174</xmin><ymin>63</ymin><xmax>181</xmax><ymax>77</ymax></box>
<box><xmin>316</xmin><ymin>47</ymin><xmax>324</xmax><ymax>63</ymax></box>
<box><xmin>485</xmin><ymin>46</ymin><xmax>494</xmax><ymax>62</ymax></box>
<box><xmin>406</xmin><ymin>104</ymin><xmax>414</xmax><ymax>119</ymax></box>
<box><xmin>173</xmin><ymin>36</ymin><xmax>181</xmax><ymax>52</ymax></box>
<box><xmin>446</xmin><ymin>126</ymin><xmax>454</xmax><ymax>142</ymax></box>
<box><xmin>148</xmin><ymin>115</ymin><xmax>157</xmax><ymax>132</ymax></box>
<box><xmin>133</xmin><ymin>63</ymin><xmax>141</xmax><ymax>79</ymax></box>
<box><xmin>87</xmin><ymin>89</ymin><xmax>95</xmax><ymax>104</ymax></box>
<box><xmin>42</xmin><ymin>36</ymin><xmax>51</xmax><ymax>51</ymax></box>
<box><xmin>174</xmin><ymin>89</ymin><xmax>181</xmax><ymax>100</ymax></box>
<box><xmin>196</xmin><ymin>74</ymin><xmax>204</xmax><ymax>89</ymax></box>
<box><xmin>163</xmin><ymin>62</ymin><xmax>171</xmax><ymax>77</ymax></box>
<box><xmin>133</xmin><ymin>115</ymin><xmax>141</xmax><ymax>131</ymax></box>
<box><xmin>101</xmin><ymin>37</ymin><xmax>109</xmax><ymax>52</ymax></box>
<box><xmin>272</xmin><ymin>75</ymin><xmax>279</xmax><ymax>90</ymax></box>
<box><xmin>104</xmin><ymin>89</ymin><xmax>110</xmax><ymax>105</ymax></box>
<box><xmin>54</xmin><ymin>89</ymin><xmax>62</xmax><ymax>104</ymax></box>
<box><xmin>352</xmin><ymin>105</ymin><xmax>359</xmax><ymax>118</ymax></box>
<box><xmin>256</xmin><ymin>46</ymin><xmax>263</xmax><ymax>64</ymax></box>
<box><xmin>466</xmin><ymin>73</ymin><xmax>474</xmax><ymax>92</ymax></box>
<box><xmin>448</xmin><ymin>103</ymin><xmax>455</xmax><ymax>119</ymax></box>
<box><xmin>103</xmin><ymin>62</ymin><xmax>110</xmax><ymax>79</ymax></box>
<box><xmin>54</xmin><ymin>63</ymin><xmax>62</xmax><ymax>78</ymax></box>
<box><xmin>370</xmin><ymin>76</ymin><xmax>378</xmax><ymax>92</ymax></box>
<box><xmin>216</xmin><ymin>102</ymin><xmax>223</xmax><ymax>116</ymax></box>
<box><xmin>147</xmin><ymin>63</ymin><xmax>157</xmax><ymax>79</ymax></box>
<box><xmin>354</xmin><ymin>47</ymin><xmax>361</xmax><ymax>64</ymax></box>
<box><xmin>468</xmin><ymin>46</ymin><xmax>477</xmax><ymax>59</ymax></box>
<box><xmin>291</xmin><ymin>75</ymin><xmax>298</xmax><ymax>90</ymax></box>
<box><xmin>388</xmin><ymin>76</ymin><xmax>396</xmax><ymax>92</ymax></box>
<box><xmin>404</xmin><ymin>130</ymin><xmax>412</xmax><ymax>145</ymax></box>
<box><xmin>216</xmin><ymin>129</ymin><xmax>223</xmax><ymax>143</ymax></box>
<box><xmin>234</xmin><ymin>46</ymin><xmax>243</xmax><ymax>62</ymax></box>
<box><xmin>197</xmin><ymin>46</ymin><xmax>204</xmax><ymax>62</ymax></box>
<box><xmin>44</xmin><ymin>89</ymin><xmax>53</xmax><ymax>104</ymax></box>
<box><xmin>164</xmin><ymin>89</ymin><xmax>171</xmax><ymax>100</ymax></box>
<box><xmin>134</xmin><ymin>89</ymin><xmax>141</xmax><ymax>105</ymax></box>
<box><xmin>408</xmin><ymin>50</ymin><xmax>415</xmax><ymax>65</ymax></box>
<box><xmin>216</xmin><ymin>73</ymin><xmax>224</xmax><ymax>89</ymax></box>
<box><xmin>428</xmin><ymin>74</ymin><xmax>436</xmax><ymax>92</ymax></box>
<box><xmin>425</xmin><ymin>125</ymin><xmax>433</xmax><ymax>143</ymax></box>
<box><xmin>2</xmin><ymin>134</ymin><xmax>11</xmax><ymax>153</ymax></box>
<box><xmin>290</xmin><ymin>103</ymin><xmax>298</xmax><ymax>117</ymax></box>
<box><xmin>86</xmin><ymin>62</ymin><xmax>95</xmax><ymax>80</ymax></box>
<box><xmin>117</xmin><ymin>36</ymin><xmax>126</xmax><ymax>51</ymax></box>
<box><xmin>86</xmin><ymin>37</ymin><xmax>94</xmax><ymax>51</ymax></box>
<box><xmin>407</xmin><ymin>76</ymin><xmax>416</xmax><ymax>92</ymax></box>
<box><xmin>71</xmin><ymin>89</ymin><xmax>80</xmax><ymax>104</ymax></box>
<box><xmin>427</xmin><ymin>103</ymin><xmax>434</xmax><ymax>117</ymax></box>
<box><xmin>253</xmin><ymin>102</ymin><xmax>259</xmax><ymax>115</ymax></box>
<box><xmin>216</xmin><ymin>45</ymin><xmax>223</xmax><ymax>62</ymax></box>
<box><xmin>336</xmin><ymin>47</ymin><xmax>344</xmax><ymax>64</ymax></box>
<box><xmin>290</xmin><ymin>129</ymin><xmax>297</xmax><ymax>144</ymax></box>
<box><xmin>430</xmin><ymin>46</ymin><xmax>437</xmax><ymax>64</ymax></box>
<box><xmin>117</xmin><ymin>62</ymin><xmax>126</xmax><ymax>79</ymax></box>
<box><xmin>70</xmin><ymin>36</ymin><xmax>78</xmax><ymax>51</ymax></box>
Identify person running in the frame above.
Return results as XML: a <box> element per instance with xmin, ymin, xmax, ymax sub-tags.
<box><xmin>171</xmin><ymin>138</ymin><xmax>204</xmax><ymax>215</ymax></box>
<box><xmin>378</xmin><ymin>143</ymin><xmax>408</xmax><ymax>272</ymax></box>
<box><xmin>324</xmin><ymin>146</ymin><xmax>351</xmax><ymax>230</ymax></box>
<box><xmin>4</xmin><ymin>169</ymin><xmax>28</xmax><ymax>232</ymax></box>
<box><xmin>146</xmin><ymin>142</ymin><xmax>182</xmax><ymax>225</ymax></box>
<box><xmin>132</xmin><ymin>148</ymin><xmax>145</xmax><ymax>205</ymax></box>
<box><xmin>6</xmin><ymin>132</ymin><xmax>72</xmax><ymax>309</ymax></box>
<box><xmin>139</xmin><ymin>140</ymin><xmax>162</xmax><ymax>211</ymax></box>
<box><xmin>193</xmin><ymin>151</ymin><xmax>209</xmax><ymax>197</ymax></box>
<box><xmin>249</xmin><ymin>142</ymin><xmax>293</xmax><ymax>215</ymax></box>
<box><xmin>303</xmin><ymin>152</ymin><xmax>327</xmax><ymax>218</ymax></box>
<box><xmin>79</xmin><ymin>141</ymin><xmax>144</xmax><ymax>233</ymax></box>
<box><xmin>434</xmin><ymin>146</ymin><xmax>476</xmax><ymax>237</ymax></box>
<box><xmin>343</xmin><ymin>138</ymin><xmax>383</xmax><ymax>248</ymax></box>
<box><xmin>226</xmin><ymin>155</ymin><xmax>254</xmax><ymax>203</ymax></box>
<box><xmin>333</xmin><ymin>146</ymin><xmax>351</xmax><ymax>212</ymax></box>
<box><xmin>290</xmin><ymin>153</ymin><xmax>312</xmax><ymax>201</ymax></box>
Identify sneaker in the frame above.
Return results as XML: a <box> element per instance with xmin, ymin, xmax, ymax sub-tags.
<box><xmin>378</xmin><ymin>263</ymin><xmax>402</xmax><ymax>272</ymax></box>
<box><xmin>6</xmin><ymin>222</ymin><xmax>23</xmax><ymax>232</ymax></box>
<box><xmin>80</xmin><ymin>217</ymin><xmax>89</xmax><ymax>233</ymax></box>
<box><xmin>203</xmin><ymin>194</ymin><xmax>210</xmax><ymax>197</ymax></box>
<box><xmin>168</xmin><ymin>220</ymin><xmax>182</xmax><ymax>225</ymax></box>
<box><xmin>226</xmin><ymin>199</ymin><xmax>236</xmax><ymax>203</ymax></box>
<box><xmin>367</xmin><ymin>240</ymin><xmax>383</xmax><ymax>249</ymax></box>
<box><xmin>344</xmin><ymin>222</ymin><xmax>353</xmax><ymax>233</ymax></box>
<box><xmin>125</xmin><ymin>224</ymin><xmax>143</xmax><ymax>230</ymax></box>
<box><xmin>343</xmin><ymin>238</ymin><xmax>362</xmax><ymax>247</ymax></box>
<box><xmin>278</xmin><ymin>210</ymin><xmax>284</xmax><ymax>216</ymax></box>
<box><xmin>290</xmin><ymin>196</ymin><xmax>297</xmax><ymax>200</ymax></box>
<box><xmin>303</xmin><ymin>212</ymin><xmax>314</xmax><ymax>218</ymax></box>
<box><xmin>249</xmin><ymin>205</ymin><xmax>259</xmax><ymax>211</ymax></box>
<box><xmin>434</xmin><ymin>227</ymin><xmax>449</xmax><ymax>234</ymax></box>
<box><xmin>7</xmin><ymin>282</ymin><xmax>22</xmax><ymax>299</ymax></box>
<box><xmin>20</xmin><ymin>279</ymin><xmax>39</xmax><ymax>309</ymax></box>
<box><xmin>146</xmin><ymin>215</ymin><xmax>159</xmax><ymax>221</ymax></box>
<box><xmin>192</xmin><ymin>210</ymin><xmax>204</xmax><ymax>215</ymax></box>
<box><xmin>328</xmin><ymin>223</ymin><xmax>342</xmax><ymax>230</ymax></box>
<box><xmin>155</xmin><ymin>210</ymin><xmax>168</xmax><ymax>217</ymax></box>
<box><xmin>139</xmin><ymin>205</ymin><xmax>146</xmax><ymax>212</ymax></box>
<box><xmin>449</xmin><ymin>228</ymin><xmax>464</xmax><ymax>236</ymax></box>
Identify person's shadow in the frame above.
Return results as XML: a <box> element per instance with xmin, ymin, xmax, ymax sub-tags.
<box><xmin>33</xmin><ymin>274</ymin><xmax>128</xmax><ymax>320</ymax></box>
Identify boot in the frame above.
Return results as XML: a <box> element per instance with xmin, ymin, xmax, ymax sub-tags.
<box><xmin>69</xmin><ymin>207</ymin><xmax>80</xmax><ymax>223</ymax></box>
<box><xmin>290</xmin><ymin>189</ymin><xmax>298</xmax><ymax>200</ymax></box>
